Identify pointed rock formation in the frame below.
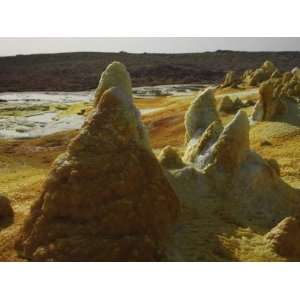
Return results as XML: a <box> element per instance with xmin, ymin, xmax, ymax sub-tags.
<box><xmin>251</xmin><ymin>80</ymin><xmax>287</xmax><ymax>121</ymax></box>
<box><xmin>222</xmin><ymin>71</ymin><xmax>240</xmax><ymax>88</ymax></box>
<box><xmin>184</xmin><ymin>88</ymin><xmax>220</xmax><ymax>143</ymax></box>
<box><xmin>166</xmin><ymin>105</ymin><xmax>300</xmax><ymax>228</ymax></box>
<box><xmin>94</xmin><ymin>61</ymin><xmax>132</xmax><ymax>107</ymax></box>
<box><xmin>16</xmin><ymin>62</ymin><xmax>179</xmax><ymax>261</ymax></box>
<box><xmin>0</xmin><ymin>194</ymin><xmax>13</xmax><ymax>219</ymax></box>
<box><xmin>248</xmin><ymin>68</ymin><xmax>266</xmax><ymax>86</ymax></box>
<box><xmin>265</xmin><ymin>217</ymin><xmax>300</xmax><ymax>260</ymax></box>
<box><xmin>204</xmin><ymin>110</ymin><xmax>250</xmax><ymax>173</ymax></box>
<box><xmin>202</xmin><ymin>111</ymin><xmax>299</xmax><ymax>227</ymax></box>
<box><xmin>218</xmin><ymin>96</ymin><xmax>237</xmax><ymax>113</ymax></box>
<box><xmin>243</xmin><ymin>61</ymin><xmax>277</xmax><ymax>86</ymax></box>
<box><xmin>242</xmin><ymin>69</ymin><xmax>253</xmax><ymax>81</ymax></box>
<box><xmin>262</xmin><ymin>60</ymin><xmax>276</xmax><ymax>75</ymax></box>
<box><xmin>218</xmin><ymin>96</ymin><xmax>234</xmax><ymax>113</ymax></box>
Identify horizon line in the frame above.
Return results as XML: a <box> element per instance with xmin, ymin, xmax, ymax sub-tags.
<box><xmin>2</xmin><ymin>49</ymin><xmax>300</xmax><ymax>58</ymax></box>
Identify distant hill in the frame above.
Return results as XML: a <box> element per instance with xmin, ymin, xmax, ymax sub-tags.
<box><xmin>1</xmin><ymin>50</ymin><xmax>300</xmax><ymax>92</ymax></box>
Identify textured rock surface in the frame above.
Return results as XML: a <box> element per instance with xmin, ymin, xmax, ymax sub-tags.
<box><xmin>204</xmin><ymin>111</ymin><xmax>250</xmax><ymax>173</ymax></box>
<box><xmin>222</xmin><ymin>71</ymin><xmax>239</xmax><ymax>88</ymax></box>
<box><xmin>271</xmin><ymin>69</ymin><xmax>281</xmax><ymax>79</ymax></box>
<box><xmin>184</xmin><ymin>88</ymin><xmax>220</xmax><ymax>143</ymax></box>
<box><xmin>203</xmin><ymin>111</ymin><xmax>299</xmax><ymax>227</ymax></box>
<box><xmin>158</xmin><ymin>146</ymin><xmax>185</xmax><ymax>170</ymax></box>
<box><xmin>165</xmin><ymin>104</ymin><xmax>300</xmax><ymax>229</ymax></box>
<box><xmin>262</xmin><ymin>60</ymin><xmax>276</xmax><ymax>75</ymax></box>
<box><xmin>265</xmin><ymin>217</ymin><xmax>300</xmax><ymax>259</ymax></box>
<box><xmin>280</xmin><ymin>73</ymin><xmax>300</xmax><ymax>99</ymax></box>
<box><xmin>248</xmin><ymin>68</ymin><xmax>267</xmax><ymax>86</ymax></box>
<box><xmin>0</xmin><ymin>194</ymin><xmax>13</xmax><ymax>219</ymax></box>
<box><xmin>183</xmin><ymin>120</ymin><xmax>223</xmax><ymax>165</ymax></box>
<box><xmin>16</xmin><ymin>62</ymin><xmax>179</xmax><ymax>261</ymax></box>
<box><xmin>94</xmin><ymin>61</ymin><xmax>132</xmax><ymax>107</ymax></box>
<box><xmin>241</xmin><ymin>60</ymin><xmax>300</xmax><ymax>98</ymax></box>
<box><xmin>242</xmin><ymin>69</ymin><xmax>253</xmax><ymax>81</ymax></box>
<box><xmin>282</xmin><ymin>72</ymin><xmax>293</xmax><ymax>84</ymax></box>
<box><xmin>244</xmin><ymin>61</ymin><xmax>277</xmax><ymax>86</ymax></box>
<box><xmin>251</xmin><ymin>80</ymin><xmax>287</xmax><ymax>121</ymax></box>
<box><xmin>218</xmin><ymin>96</ymin><xmax>235</xmax><ymax>113</ymax></box>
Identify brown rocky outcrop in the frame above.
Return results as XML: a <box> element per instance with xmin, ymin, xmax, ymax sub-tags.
<box><xmin>265</xmin><ymin>217</ymin><xmax>300</xmax><ymax>259</ymax></box>
<box><xmin>0</xmin><ymin>194</ymin><xmax>14</xmax><ymax>219</ymax></box>
<box><xmin>16</xmin><ymin>62</ymin><xmax>179</xmax><ymax>261</ymax></box>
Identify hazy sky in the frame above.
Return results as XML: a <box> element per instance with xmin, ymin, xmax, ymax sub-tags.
<box><xmin>1</xmin><ymin>37</ymin><xmax>300</xmax><ymax>57</ymax></box>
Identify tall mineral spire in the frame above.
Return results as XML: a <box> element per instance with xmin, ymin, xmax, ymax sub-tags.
<box><xmin>184</xmin><ymin>88</ymin><xmax>220</xmax><ymax>143</ymax></box>
<box><xmin>16</xmin><ymin>62</ymin><xmax>179</xmax><ymax>261</ymax></box>
<box><xmin>94</xmin><ymin>61</ymin><xmax>132</xmax><ymax>107</ymax></box>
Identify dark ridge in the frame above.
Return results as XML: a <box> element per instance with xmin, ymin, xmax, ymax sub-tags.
<box><xmin>1</xmin><ymin>51</ymin><xmax>300</xmax><ymax>92</ymax></box>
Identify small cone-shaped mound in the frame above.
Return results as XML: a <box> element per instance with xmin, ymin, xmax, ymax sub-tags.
<box><xmin>158</xmin><ymin>146</ymin><xmax>185</xmax><ymax>170</ymax></box>
<box><xmin>205</xmin><ymin>110</ymin><xmax>250</xmax><ymax>173</ymax></box>
<box><xmin>94</xmin><ymin>61</ymin><xmax>132</xmax><ymax>107</ymax></box>
<box><xmin>16</xmin><ymin>62</ymin><xmax>179</xmax><ymax>261</ymax></box>
<box><xmin>184</xmin><ymin>88</ymin><xmax>219</xmax><ymax>143</ymax></box>
<box><xmin>265</xmin><ymin>217</ymin><xmax>300</xmax><ymax>259</ymax></box>
<box><xmin>0</xmin><ymin>194</ymin><xmax>13</xmax><ymax>219</ymax></box>
<box><xmin>218</xmin><ymin>96</ymin><xmax>235</xmax><ymax>113</ymax></box>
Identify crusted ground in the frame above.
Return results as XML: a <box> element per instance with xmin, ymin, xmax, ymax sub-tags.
<box><xmin>0</xmin><ymin>87</ymin><xmax>299</xmax><ymax>261</ymax></box>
